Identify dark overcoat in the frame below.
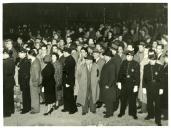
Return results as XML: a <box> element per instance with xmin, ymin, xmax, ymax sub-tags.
<box><xmin>3</xmin><ymin>57</ymin><xmax>15</xmax><ymax>116</ymax></box>
<box><xmin>42</xmin><ymin>63</ymin><xmax>56</xmax><ymax>105</ymax></box>
<box><xmin>99</xmin><ymin>59</ymin><xmax>117</xmax><ymax>104</ymax></box>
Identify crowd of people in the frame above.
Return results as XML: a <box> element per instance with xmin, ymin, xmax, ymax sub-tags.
<box><xmin>3</xmin><ymin>19</ymin><xmax>168</xmax><ymax>126</ymax></box>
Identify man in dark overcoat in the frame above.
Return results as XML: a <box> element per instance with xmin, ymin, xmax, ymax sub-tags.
<box><xmin>62</xmin><ymin>47</ymin><xmax>78</xmax><ymax>114</ymax></box>
<box><xmin>3</xmin><ymin>49</ymin><xmax>15</xmax><ymax>117</ymax></box>
<box><xmin>143</xmin><ymin>49</ymin><xmax>163</xmax><ymax>126</ymax></box>
<box><xmin>18</xmin><ymin>48</ymin><xmax>31</xmax><ymax>114</ymax></box>
<box><xmin>99</xmin><ymin>50</ymin><xmax>117</xmax><ymax>118</ymax></box>
<box><xmin>117</xmin><ymin>50</ymin><xmax>140</xmax><ymax>120</ymax></box>
<box><xmin>109</xmin><ymin>43</ymin><xmax>122</xmax><ymax>111</ymax></box>
<box><xmin>160</xmin><ymin>52</ymin><xmax>168</xmax><ymax>120</ymax></box>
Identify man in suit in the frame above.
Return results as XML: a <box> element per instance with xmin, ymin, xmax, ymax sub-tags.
<box><xmin>57</xmin><ymin>47</ymin><xmax>65</xmax><ymax>106</ymax></box>
<box><xmin>99</xmin><ymin>50</ymin><xmax>118</xmax><ymax>118</ymax></box>
<box><xmin>143</xmin><ymin>49</ymin><xmax>163</xmax><ymax>126</ymax></box>
<box><xmin>62</xmin><ymin>47</ymin><xmax>78</xmax><ymax>114</ymax></box>
<box><xmin>117</xmin><ymin>50</ymin><xmax>140</xmax><ymax>120</ymax></box>
<box><xmin>18</xmin><ymin>48</ymin><xmax>31</xmax><ymax>114</ymax></box>
<box><xmin>27</xmin><ymin>49</ymin><xmax>41</xmax><ymax>114</ymax></box>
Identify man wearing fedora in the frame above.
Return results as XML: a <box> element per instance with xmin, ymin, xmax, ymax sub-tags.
<box><xmin>142</xmin><ymin>49</ymin><xmax>163</xmax><ymax>126</ymax></box>
<box><xmin>62</xmin><ymin>47</ymin><xmax>78</xmax><ymax>114</ymax></box>
<box><xmin>117</xmin><ymin>50</ymin><xmax>140</xmax><ymax>120</ymax></box>
<box><xmin>99</xmin><ymin>50</ymin><xmax>118</xmax><ymax>118</ymax></box>
<box><xmin>76</xmin><ymin>54</ymin><xmax>100</xmax><ymax>115</ymax></box>
<box><xmin>109</xmin><ymin>43</ymin><xmax>122</xmax><ymax>111</ymax></box>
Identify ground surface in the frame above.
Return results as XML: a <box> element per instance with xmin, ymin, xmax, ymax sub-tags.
<box><xmin>4</xmin><ymin>104</ymin><xmax>168</xmax><ymax>126</ymax></box>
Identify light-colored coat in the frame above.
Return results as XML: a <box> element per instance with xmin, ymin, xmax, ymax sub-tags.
<box><xmin>30</xmin><ymin>58</ymin><xmax>41</xmax><ymax>112</ymax></box>
<box><xmin>138</xmin><ymin>58</ymin><xmax>149</xmax><ymax>104</ymax></box>
<box><xmin>76</xmin><ymin>63</ymin><xmax>100</xmax><ymax>106</ymax></box>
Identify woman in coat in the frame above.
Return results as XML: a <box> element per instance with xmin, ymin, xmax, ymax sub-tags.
<box><xmin>42</xmin><ymin>55</ymin><xmax>56</xmax><ymax>115</ymax></box>
<box><xmin>3</xmin><ymin>49</ymin><xmax>15</xmax><ymax>117</ymax></box>
<box><xmin>51</xmin><ymin>52</ymin><xmax>63</xmax><ymax>109</ymax></box>
<box><xmin>76</xmin><ymin>55</ymin><xmax>100</xmax><ymax>115</ymax></box>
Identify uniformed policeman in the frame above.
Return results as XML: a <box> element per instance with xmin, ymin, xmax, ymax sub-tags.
<box><xmin>142</xmin><ymin>49</ymin><xmax>163</xmax><ymax>126</ymax></box>
<box><xmin>117</xmin><ymin>50</ymin><xmax>140</xmax><ymax>119</ymax></box>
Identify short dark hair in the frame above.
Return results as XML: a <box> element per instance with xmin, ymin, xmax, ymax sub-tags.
<box><xmin>28</xmin><ymin>49</ymin><xmax>37</xmax><ymax>57</ymax></box>
<box><xmin>41</xmin><ymin>44</ymin><xmax>47</xmax><ymax>49</ymax></box>
<box><xmin>157</xmin><ymin>44</ymin><xmax>164</xmax><ymax>49</ymax></box>
<box><xmin>81</xmin><ymin>47</ymin><xmax>88</xmax><ymax>54</ymax></box>
<box><xmin>51</xmin><ymin>52</ymin><xmax>59</xmax><ymax>60</ymax></box>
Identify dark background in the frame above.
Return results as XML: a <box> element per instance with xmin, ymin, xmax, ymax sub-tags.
<box><xmin>3</xmin><ymin>3</ymin><xmax>167</xmax><ymax>28</ymax></box>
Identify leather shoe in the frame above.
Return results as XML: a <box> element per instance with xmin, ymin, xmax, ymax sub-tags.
<box><xmin>133</xmin><ymin>116</ymin><xmax>138</xmax><ymax>120</ymax></box>
<box><xmin>69</xmin><ymin>110</ymin><xmax>77</xmax><ymax>114</ymax></box>
<box><xmin>118</xmin><ymin>113</ymin><xmax>124</xmax><ymax>118</ymax></box>
<box><xmin>104</xmin><ymin>114</ymin><xmax>113</xmax><ymax>118</ymax></box>
<box><xmin>144</xmin><ymin>116</ymin><xmax>154</xmax><ymax>120</ymax></box>
<box><xmin>61</xmin><ymin>109</ymin><xmax>68</xmax><ymax>112</ymax></box>
<box><xmin>155</xmin><ymin>121</ymin><xmax>162</xmax><ymax>126</ymax></box>
<box><xmin>20</xmin><ymin>111</ymin><xmax>29</xmax><ymax>114</ymax></box>
<box><xmin>30</xmin><ymin>111</ymin><xmax>38</xmax><ymax>114</ymax></box>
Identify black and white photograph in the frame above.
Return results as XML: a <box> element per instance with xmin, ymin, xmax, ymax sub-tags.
<box><xmin>2</xmin><ymin>1</ymin><xmax>168</xmax><ymax>126</ymax></box>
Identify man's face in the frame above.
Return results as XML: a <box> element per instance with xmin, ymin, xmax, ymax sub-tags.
<box><xmin>52</xmin><ymin>47</ymin><xmax>58</xmax><ymax>53</ymax></box>
<box><xmin>52</xmin><ymin>40</ymin><xmax>57</xmax><ymax>45</ymax></box>
<box><xmin>19</xmin><ymin>52</ymin><xmax>26</xmax><ymax>59</ymax></box>
<box><xmin>79</xmin><ymin>28</ymin><xmax>83</xmax><ymax>32</ymax></box>
<box><xmin>156</xmin><ymin>45</ymin><xmax>163</xmax><ymax>55</ymax></box>
<box><xmin>80</xmin><ymin>49</ymin><xmax>87</xmax><ymax>58</ymax></box>
<box><xmin>118</xmin><ymin>36</ymin><xmax>123</xmax><ymax>41</ymax></box>
<box><xmin>85</xmin><ymin>59</ymin><xmax>92</xmax><ymax>65</ymax></box>
<box><xmin>93</xmin><ymin>52</ymin><xmax>99</xmax><ymax>59</ymax></box>
<box><xmin>110</xmin><ymin>49</ymin><xmax>117</xmax><ymax>55</ymax></box>
<box><xmin>96</xmin><ymin>45</ymin><xmax>101</xmax><ymax>51</ymax></box>
<box><xmin>118</xmin><ymin>46</ymin><xmax>123</xmax><ymax>53</ymax></box>
<box><xmin>127</xmin><ymin>45</ymin><xmax>134</xmax><ymax>51</ymax></box>
<box><xmin>126</xmin><ymin>55</ymin><xmax>133</xmax><ymax>61</ymax></box>
<box><xmin>138</xmin><ymin>45</ymin><xmax>144</xmax><ymax>53</ymax></box>
<box><xmin>41</xmin><ymin>47</ymin><xmax>47</xmax><ymax>55</ymax></box>
<box><xmin>52</xmin><ymin>54</ymin><xmax>57</xmax><ymax>62</ymax></box>
<box><xmin>5</xmin><ymin>41</ymin><xmax>13</xmax><ymax>50</ymax></box>
<box><xmin>66</xmin><ymin>37</ymin><xmax>72</xmax><ymax>43</ymax></box>
<box><xmin>17</xmin><ymin>38</ymin><xmax>23</xmax><ymax>44</ymax></box>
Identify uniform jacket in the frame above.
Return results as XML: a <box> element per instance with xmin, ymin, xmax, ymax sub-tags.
<box><xmin>118</xmin><ymin>60</ymin><xmax>140</xmax><ymax>88</ymax></box>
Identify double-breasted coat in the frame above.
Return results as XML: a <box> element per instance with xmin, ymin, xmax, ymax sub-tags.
<box><xmin>77</xmin><ymin>63</ymin><xmax>100</xmax><ymax>106</ymax></box>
